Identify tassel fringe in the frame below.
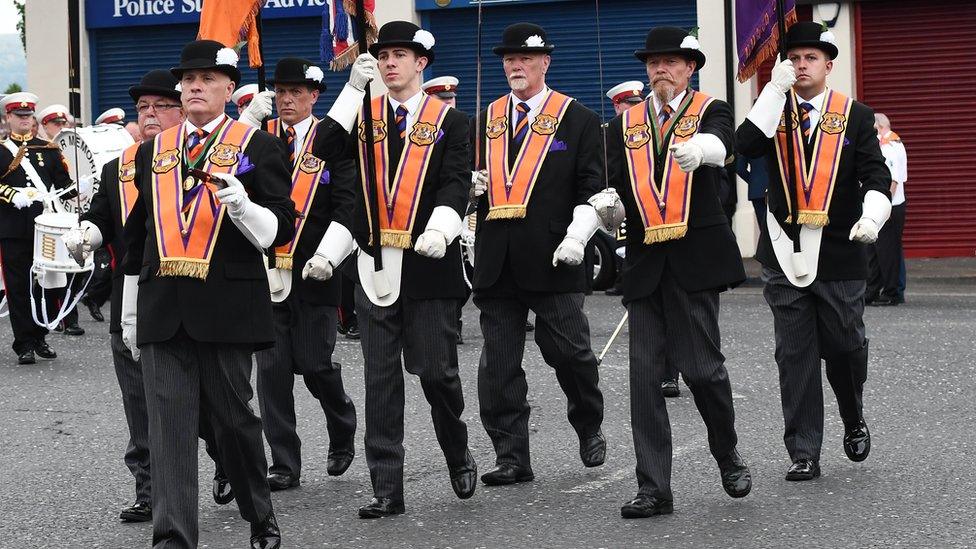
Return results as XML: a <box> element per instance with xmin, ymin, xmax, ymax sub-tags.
<box><xmin>737</xmin><ymin>10</ymin><xmax>798</xmax><ymax>82</ymax></box>
<box><xmin>796</xmin><ymin>212</ymin><xmax>830</xmax><ymax>227</ymax></box>
<box><xmin>485</xmin><ymin>206</ymin><xmax>527</xmax><ymax>220</ymax></box>
<box><xmin>157</xmin><ymin>260</ymin><xmax>210</xmax><ymax>280</ymax></box>
<box><xmin>643</xmin><ymin>225</ymin><xmax>688</xmax><ymax>244</ymax></box>
<box><xmin>275</xmin><ymin>256</ymin><xmax>294</xmax><ymax>270</ymax></box>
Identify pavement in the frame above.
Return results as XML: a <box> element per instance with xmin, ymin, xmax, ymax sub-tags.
<box><xmin>0</xmin><ymin>259</ymin><xmax>973</xmax><ymax>548</ymax></box>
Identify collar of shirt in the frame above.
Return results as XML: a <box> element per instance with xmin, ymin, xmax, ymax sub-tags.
<box><xmin>651</xmin><ymin>89</ymin><xmax>687</xmax><ymax>118</ymax></box>
<box><xmin>796</xmin><ymin>89</ymin><xmax>827</xmax><ymax>138</ymax></box>
<box><xmin>281</xmin><ymin>115</ymin><xmax>315</xmax><ymax>161</ymax></box>
<box><xmin>388</xmin><ymin>91</ymin><xmax>425</xmax><ymax>133</ymax></box>
<box><xmin>184</xmin><ymin>113</ymin><xmax>226</xmax><ymax>138</ymax></box>
<box><xmin>509</xmin><ymin>85</ymin><xmax>550</xmax><ymax>124</ymax></box>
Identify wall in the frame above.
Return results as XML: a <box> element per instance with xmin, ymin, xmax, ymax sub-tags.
<box><xmin>25</xmin><ymin>0</ymin><xmax>93</xmax><ymax>125</ymax></box>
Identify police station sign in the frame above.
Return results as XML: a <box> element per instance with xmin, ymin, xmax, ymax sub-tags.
<box><xmin>87</xmin><ymin>0</ymin><xmax>327</xmax><ymax>28</ymax></box>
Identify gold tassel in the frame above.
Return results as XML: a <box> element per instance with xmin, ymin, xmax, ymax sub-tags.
<box><xmin>380</xmin><ymin>231</ymin><xmax>412</xmax><ymax>249</ymax></box>
<box><xmin>157</xmin><ymin>260</ymin><xmax>210</xmax><ymax>280</ymax></box>
<box><xmin>796</xmin><ymin>212</ymin><xmax>830</xmax><ymax>227</ymax></box>
<box><xmin>275</xmin><ymin>256</ymin><xmax>293</xmax><ymax>271</ymax></box>
<box><xmin>643</xmin><ymin>225</ymin><xmax>688</xmax><ymax>244</ymax></box>
<box><xmin>329</xmin><ymin>47</ymin><xmax>359</xmax><ymax>72</ymax></box>
<box><xmin>485</xmin><ymin>206</ymin><xmax>527</xmax><ymax>220</ymax></box>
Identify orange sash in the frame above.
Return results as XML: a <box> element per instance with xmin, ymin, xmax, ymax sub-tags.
<box><xmin>267</xmin><ymin>117</ymin><xmax>327</xmax><ymax>270</ymax></box>
<box><xmin>774</xmin><ymin>89</ymin><xmax>852</xmax><ymax>227</ymax></box>
<box><xmin>357</xmin><ymin>94</ymin><xmax>450</xmax><ymax>249</ymax></box>
<box><xmin>484</xmin><ymin>90</ymin><xmax>573</xmax><ymax>220</ymax></box>
<box><xmin>149</xmin><ymin>118</ymin><xmax>256</xmax><ymax>279</ymax></box>
<box><xmin>622</xmin><ymin>90</ymin><xmax>715</xmax><ymax>244</ymax></box>
<box><xmin>879</xmin><ymin>130</ymin><xmax>900</xmax><ymax>146</ymax></box>
<box><xmin>117</xmin><ymin>142</ymin><xmax>139</xmax><ymax>225</ymax></box>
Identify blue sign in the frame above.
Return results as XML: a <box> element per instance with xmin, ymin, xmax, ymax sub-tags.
<box><xmin>414</xmin><ymin>0</ymin><xmax>571</xmax><ymax>11</ymax></box>
<box><xmin>87</xmin><ymin>0</ymin><xmax>328</xmax><ymax>29</ymax></box>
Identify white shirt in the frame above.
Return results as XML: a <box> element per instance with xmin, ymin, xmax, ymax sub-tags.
<box><xmin>280</xmin><ymin>115</ymin><xmax>314</xmax><ymax>164</ymax></box>
<box><xmin>388</xmin><ymin>91</ymin><xmax>425</xmax><ymax>135</ymax></box>
<box><xmin>879</xmin><ymin>130</ymin><xmax>908</xmax><ymax>205</ymax></box>
<box><xmin>183</xmin><ymin>113</ymin><xmax>227</xmax><ymax>139</ymax></box>
<box><xmin>795</xmin><ymin>90</ymin><xmax>826</xmax><ymax>143</ymax></box>
<box><xmin>651</xmin><ymin>89</ymin><xmax>687</xmax><ymax>124</ymax></box>
<box><xmin>509</xmin><ymin>86</ymin><xmax>550</xmax><ymax>128</ymax></box>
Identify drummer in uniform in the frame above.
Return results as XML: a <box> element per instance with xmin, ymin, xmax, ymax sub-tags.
<box><xmin>37</xmin><ymin>104</ymin><xmax>72</xmax><ymax>141</ymax></box>
<box><xmin>96</xmin><ymin>107</ymin><xmax>127</xmax><ymax>126</ymax></box>
<box><xmin>0</xmin><ymin>92</ymin><xmax>77</xmax><ymax>364</ymax></box>
<box><xmin>232</xmin><ymin>83</ymin><xmax>260</xmax><ymax>117</ymax></box>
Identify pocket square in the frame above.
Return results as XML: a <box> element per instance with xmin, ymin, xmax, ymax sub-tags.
<box><xmin>319</xmin><ymin>169</ymin><xmax>331</xmax><ymax>185</ymax></box>
<box><xmin>549</xmin><ymin>139</ymin><xmax>567</xmax><ymax>152</ymax></box>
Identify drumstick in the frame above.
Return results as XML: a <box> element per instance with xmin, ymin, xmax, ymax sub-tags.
<box><xmin>597</xmin><ymin>311</ymin><xmax>628</xmax><ymax>365</ymax></box>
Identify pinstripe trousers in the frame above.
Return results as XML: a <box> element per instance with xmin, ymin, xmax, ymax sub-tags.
<box><xmin>762</xmin><ymin>267</ymin><xmax>867</xmax><ymax>461</ymax></box>
<box><xmin>256</xmin><ymin>298</ymin><xmax>357</xmax><ymax>477</ymax></box>
<box><xmin>142</xmin><ymin>328</ymin><xmax>273</xmax><ymax>549</ymax></box>
<box><xmin>627</xmin><ymin>269</ymin><xmax>738</xmax><ymax>501</ymax></box>
<box><xmin>355</xmin><ymin>286</ymin><xmax>470</xmax><ymax>502</ymax></box>
<box><xmin>474</xmin><ymin>282</ymin><xmax>604</xmax><ymax>469</ymax></box>
<box><xmin>110</xmin><ymin>332</ymin><xmax>151</xmax><ymax>504</ymax></box>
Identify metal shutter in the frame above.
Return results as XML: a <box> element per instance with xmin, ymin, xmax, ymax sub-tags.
<box><xmin>856</xmin><ymin>1</ymin><xmax>976</xmax><ymax>257</ymax></box>
<box><xmin>90</xmin><ymin>18</ymin><xmax>349</xmax><ymax>122</ymax></box>
<box><xmin>421</xmin><ymin>0</ymin><xmax>697</xmax><ymax>120</ymax></box>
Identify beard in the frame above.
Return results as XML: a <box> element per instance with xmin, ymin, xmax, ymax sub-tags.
<box><xmin>653</xmin><ymin>79</ymin><xmax>677</xmax><ymax>106</ymax></box>
<box><xmin>508</xmin><ymin>75</ymin><xmax>528</xmax><ymax>92</ymax></box>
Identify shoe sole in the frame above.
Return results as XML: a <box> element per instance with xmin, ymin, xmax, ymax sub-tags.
<box><xmin>621</xmin><ymin>503</ymin><xmax>674</xmax><ymax>519</ymax></box>
<box><xmin>785</xmin><ymin>471</ymin><xmax>821</xmax><ymax>481</ymax></box>
<box><xmin>18</xmin><ymin>359</ymin><xmax>36</xmax><ymax>365</ymax></box>
<box><xmin>481</xmin><ymin>473</ymin><xmax>534</xmax><ymax>486</ymax></box>
<box><xmin>269</xmin><ymin>479</ymin><xmax>301</xmax><ymax>492</ymax></box>
<box><xmin>358</xmin><ymin>507</ymin><xmax>405</xmax><ymax>519</ymax></box>
<box><xmin>119</xmin><ymin>512</ymin><xmax>152</xmax><ymax>523</ymax></box>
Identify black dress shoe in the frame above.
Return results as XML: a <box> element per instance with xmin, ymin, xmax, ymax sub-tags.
<box><xmin>344</xmin><ymin>320</ymin><xmax>361</xmax><ymax>340</ymax></box>
<box><xmin>620</xmin><ymin>494</ymin><xmax>674</xmax><ymax>519</ymax></box>
<box><xmin>785</xmin><ymin>459</ymin><xmax>821</xmax><ymax>481</ymax></box>
<box><xmin>82</xmin><ymin>297</ymin><xmax>105</xmax><ymax>322</ymax></box>
<box><xmin>17</xmin><ymin>350</ymin><xmax>36</xmax><ymax>365</ymax></box>
<box><xmin>63</xmin><ymin>322</ymin><xmax>85</xmax><ymax>336</ymax></box>
<box><xmin>250</xmin><ymin>511</ymin><xmax>281</xmax><ymax>549</ymax></box>
<box><xmin>326</xmin><ymin>449</ymin><xmax>355</xmax><ymax>477</ymax></box>
<box><xmin>661</xmin><ymin>379</ymin><xmax>680</xmax><ymax>398</ymax></box>
<box><xmin>358</xmin><ymin>497</ymin><xmax>405</xmax><ymax>519</ymax></box>
<box><xmin>718</xmin><ymin>450</ymin><xmax>752</xmax><ymax>498</ymax></box>
<box><xmin>267</xmin><ymin>472</ymin><xmax>300</xmax><ymax>491</ymax></box>
<box><xmin>35</xmin><ymin>342</ymin><xmax>57</xmax><ymax>359</ymax></box>
<box><xmin>213</xmin><ymin>474</ymin><xmax>235</xmax><ymax>505</ymax></box>
<box><xmin>119</xmin><ymin>501</ymin><xmax>152</xmax><ymax>522</ymax></box>
<box><xmin>844</xmin><ymin>421</ymin><xmax>871</xmax><ymax>462</ymax></box>
<box><xmin>449</xmin><ymin>450</ymin><xmax>477</xmax><ymax>499</ymax></box>
<box><xmin>868</xmin><ymin>296</ymin><xmax>897</xmax><ymax>307</ymax></box>
<box><xmin>480</xmin><ymin>463</ymin><xmax>534</xmax><ymax>486</ymax></box>
<box><xmin>579</xmin><ymin>432</ymin><xmax>606</xmax><ymax>467</ymax></box>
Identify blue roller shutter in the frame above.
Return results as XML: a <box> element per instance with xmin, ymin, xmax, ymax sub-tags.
<box><xmin>89</xmin><ymin>17</ymin><xmax>348</xmax><ymax>122</ymax></box>
<box><xmin>421</xmin><ymin>0</ymin><xmax>697</xmax><ymax>121</ymax></box>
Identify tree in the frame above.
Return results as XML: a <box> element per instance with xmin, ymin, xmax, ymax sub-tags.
<box><xmin>15</xmin><ymin>0</ymin><xmax>26</xmax><ymax>53</ymax></box>
<box><xmin>4</xmin><ymin>83</ymin><xmax>22</xmax><ymax>94</ymax></box>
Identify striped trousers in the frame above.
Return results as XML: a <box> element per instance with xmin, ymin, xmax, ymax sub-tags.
<box><xmin>355</xmin><ymin>287</ymin><xmax>469</xmax><ymax>502</ymax></box>
<box><xmin>762</xmin><ymin>267</ymin><xmax>868</xmax><ymax>461</ymax></box>
<box><xmin>627</xmin><ymin>269</ymin><xmax>738</xmax><ymax>501</ymax></box>
<box><xmin>110</xmin><ymin>332</ymin><xmax>152</xmax><ymax>504</ymax></box>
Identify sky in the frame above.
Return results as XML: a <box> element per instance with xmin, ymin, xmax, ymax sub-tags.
<box><xmin>1</xmin><ymin>0</ymin><xmax>17</xmax><ymax>34</ymax></box>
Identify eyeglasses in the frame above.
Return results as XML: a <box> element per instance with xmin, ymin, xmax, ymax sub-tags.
<box><xmin>136</xmin><ymin>103</ymin><xmax>182</xmax><ymax>114</ymax></box>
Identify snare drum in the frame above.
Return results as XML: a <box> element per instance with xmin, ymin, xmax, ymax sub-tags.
<box><xmin>55</xmin><ymin>125</ymin><xmax>135</xmax><ymax>213</ymax></box>
<box><xmin>33</xmin><ymin>213</ymin><xmax>94</xmax><ymax>289</ymax></box>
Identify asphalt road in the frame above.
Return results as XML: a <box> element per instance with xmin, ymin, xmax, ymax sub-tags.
<box><xmin>1</xmin><ymin>279</ymin><xmax>974</xmax><ymax>548</ymax></box>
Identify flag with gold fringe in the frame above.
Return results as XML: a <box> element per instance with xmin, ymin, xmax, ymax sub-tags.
<box><xmin>197</xmin><ymin>0</ymin><xmax>264</xmax><ymax>68</ymax></box>
<box><xmin>736</xmin><ymin>0</ymin><xmax>796</xmax><ymax>82</ymax></box>
<box><xmin>321</xmin><ymin>0</ymin><xmax>378</xmax><ymax>71</ymax></box>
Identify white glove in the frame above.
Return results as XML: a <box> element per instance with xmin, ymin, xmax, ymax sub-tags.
<box><xmin>670</xmin><ymin>141</ymin><xmax>705</xmax><ymax>172</ymax></box>
<box><xmin>770</xmin><ymin>59</ymin><xmax>797</xmax><ymax>95</ymax></box>
<box><xmin>212</xmin><ymin>172</ymin><xmax>250</xmax><ymax>219</ymax></box>
<box><xmin>12</xmin><ymin>190</ymin><xmax>33</xmax><ymax>209</ymax></box>
<box><xmin>62</xmin><ymin>221</ymin><xmax>102</xmax><ymax>261</ymax></box>
<box><xmin>121</xmin><ymin>274</ymin><xmax>139</xmax><ymax>361</ymax></box>
<box><xmin>471</xmin><ymin>170</ymin><xmax>488</xmax><ymax>197</ymax></box>
<box><xmin>78</xmin><ymin>175</ymin><xmax>96</xmax><ymax>202</ymax></box>
<box><xmin>588</xmin><ymin>187</ymin><xmax>625</xmax><ymax>233</ymax></box>
<box><xmin>849</xmin><ymin>190</ymin><xmax>892</xmax><ymax>244</ymax></box>
<box><xmin>848</xmin><ymin>218</ymin><xmax>879</xmax><ymax>244</ymax></box>
<box><xmin>349</xmin><ymin>53</ymin><xmax>378</xmax><ymax>91</ymax></box>
<box><xmin>553</xmin><ymin>236</ymin><xmax>585</xmax><ymax>267</ymax></box>
<box><xmin>414</xmin><ymin>229</ymin><xmax>449</xmax><ymax>259</ymax></box>
<box><xmin>238</xmin><ymin>90</ymin><xmax>275</xmax><ymax>128</ymax></box>
<box><xmin>302</xmin><ymin>254</ymin><xmax>334</xmax><ymax>281</ymax></box>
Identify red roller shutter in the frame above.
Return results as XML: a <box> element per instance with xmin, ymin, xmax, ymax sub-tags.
<box><xmin>856</xmin><ymin>1</ymin><xmax>976</xmax><ymax>257</ymax></box>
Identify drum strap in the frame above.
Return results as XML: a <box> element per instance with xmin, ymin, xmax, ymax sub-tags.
<box><xmin>1</xmin><ymin>139</ymin><xmax>50</xmax><ymax>194</ymax></box>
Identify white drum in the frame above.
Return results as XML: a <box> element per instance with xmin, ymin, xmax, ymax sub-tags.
<box><xmin>55</xmin><ymin>125</ymin><xmax>135</xmax><ymax>213</ymax></box>
<box><xmin>33</xmin><ymin>212</ymin><xmax>94</xmax><ymax>287</ymax></box>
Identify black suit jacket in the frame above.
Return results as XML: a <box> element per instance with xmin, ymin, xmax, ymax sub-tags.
<box><xmin>122</xmin><ymin>119</ymin><xmax>295</xmax><ymax>348</ymax></box>
<box><xmin>0</xmin><ymin>137</ymin><xmax>75</xmax><ymax>239</ymax></box>
<box><xmin>83</xmin><ymin>156</ymin><xmax>128</xmax><ymax>333</ymax></box>
<box><xmin>312</xmin><ymin>100</ymin><xmax>471</xmax><ymax>300</ymax></box>
<box><xmin>607</xmin><ymin>97</ymin><xmax>745</xmax><ymax>303</ymax></box>
<box><xmin>471</xmin><ymin>96</ymin><xmax>603</xmax><ymax>294</ymax></box>
<box><xmin>736</xmin><ymin>99</ymin><xmax>891</xmax><ymax>280</ymax></box>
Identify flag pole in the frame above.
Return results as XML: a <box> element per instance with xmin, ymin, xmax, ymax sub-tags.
<box><xmin>354</xmin><ymin>0</ymin><xmax>384</xmax><ymax>275</ymax></box>
<box><xmin>775</xmin><ymin>0</ymin><xmax>801</xmax><ymax>251</ymax></box>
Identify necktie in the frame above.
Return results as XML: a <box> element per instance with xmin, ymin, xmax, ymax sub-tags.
<box><xmin>800</xmin><ymin>102</ymin><xmax>814</xmax><ymax>139</ymax></box>
<box><xmin>395</xmin><ymin>105</ymin><xmax>408</xmax><ymax>140</ymax></box>
<box><xmin>186</xmin><ymin>129</ymin><xmax>208</xmax><ymax>164</ymax></box>
<box><xmin>285</xmin><ymin>126</ymin><xmax>296</xmax><ymax>165</ymax></box>
<box><xmin>659</xmin><ymin>105</ymin><xmax>673</xmax><ymax>136</ymax></box>
<box><xmin>513</xmin><ymin>102</ymin><xmax>531</xmax><ymax>145</ymax></box>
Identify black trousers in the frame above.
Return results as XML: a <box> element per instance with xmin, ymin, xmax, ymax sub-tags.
<box><xmin>762</xmin><ymin>268</ymin><xmax>868</xmax><ymax>461</ymax></box>
<box><xmin>627</xmin><ymin>269</ymin><xmax>738</xmax><ymax>500</ymax></box>
<box><xmin>142</xmin><ymin>329</ymin><xmax>272</xmax><ymax>549</ymax></box>
<box><xmin>0</xmin><ymin>237</ymin><xmax>50</xmax><ymax>354</ymax></box>
<box><xmin>474</xmin><ymin>272</ymin><xmax>604</xmax><ymax>469</ymax></box>
<box><xmin>86</xmin><ymin>248</ymin><xmax>114</xmax><ymax>307</ymax></box>
<box><xmin>256</xmin><ymin>297</ymin><xmax>357</xmax><ymax>477</ymax></box>
<box><xmin>355</xmin><ymin>286</ymin><xmax>469</xmax><ymax>502</ymax></box>
<box><xmin>867</xmin><ymin>203</ymin><xmax>906</xmax><ymax>300</ymax></box>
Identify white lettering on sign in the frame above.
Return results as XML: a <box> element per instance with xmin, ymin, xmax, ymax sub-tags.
<box><xmin>181</xmin><ymin>0</ymin><xmax>202</xmax><ymax>14</ymax></box>
<box><xmin>113</xmin><ymin>0</ymin><xmax>177</xmax><ymax>17</ymax></box>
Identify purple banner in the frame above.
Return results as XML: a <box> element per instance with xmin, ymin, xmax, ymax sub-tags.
<box><xmin>735</xmin><ymin>0</ymin><xmax>796</xmax><ymax>82</ymax></box>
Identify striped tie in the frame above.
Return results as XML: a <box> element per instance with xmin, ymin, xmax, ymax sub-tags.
<box><xmin>659</xmin><ymin>105</ymin><xmax>673</xmax><ymax>136</ymax></box>
<box><xmin>800</xmin><ymin>102</ymin><xmax>814</xmax><ymax>139</ymax></box>
<box><xmin>285</xmin><ymin>126</ymin><xmax>296</xmax><ymax>165</ymax></box>
<box><xmin>395</xmin><ymin>105</ymin><xmax>408</xmax><ymax>139</ymax></box>
<box><xmin>513</xmin><ymin>102</ymin><xmax>530</xmax><ymax>144</ymax></box>
<box><xmin>186</xmin><ymin>129</ymin><xmax>208</xmax><ymax>164</ymax></box>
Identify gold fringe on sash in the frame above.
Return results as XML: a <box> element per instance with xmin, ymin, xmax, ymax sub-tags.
<box><xmin>157</xmin><ymin>260</ymin><xmax>210</xmax><ymax>280</ymax></box>
<box><xmin>643</xmin><ymin>225</ymin><xmax>688</xmax><ymax>244</ymax></box>
<box><xmin>370</xmin><ymin>231</ymin><xmax>413</xmax><ymax>249</ymax></box>
<box><xmin>796</xmin><ymin>212</ymin><xmax>830</xmax><ymax>227</ymax></box>
<box><xmin>485</xmin><ymin>205</ymin><xmax>527</xmax><ymax>220</ymax></box>
<box><xmin>275</xmin><ymin>256</ymin><xmax>293</xmax><ymax>270</ymax></box>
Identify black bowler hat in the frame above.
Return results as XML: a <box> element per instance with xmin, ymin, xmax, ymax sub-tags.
<box><xmin>493</xmin><ymin>23</ymin><xmax>554</xmax><ymax>56</ymax></box>
<box><xmin>128</xmin><ymin>69</ymin><xmax>182</xmax><ymax>103</ymax></box>
<box><xmin>634</xmin><ymin>26</ymin><xmax>706</xmax><ymax>71</ymax></box>
<box><xmin>368</xmin><ymin>21</ymin><xmax>436</xmax><ymax>65</ymax></box>
<box><xmin>171</xmin><ymin>39</ymin><xmax>242</xmax><ymax>84</ymax></box>
<box><xmin>784</xmin><ymin>22</ymin><xmax>839</xmax><ymax>60</ymax></box>
<box><xmin>268</xmin><ymin>57</ymin><xmax>327</xmax><ymax>92</ymax></box>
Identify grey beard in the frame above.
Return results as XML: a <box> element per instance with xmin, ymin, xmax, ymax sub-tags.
<box><xmin>654</xmin><ymin>86</ymin><xmax>676</xmax><ymax>106</ymax></box>
<box><xmin>508</xmin><ymin>76</ymin><xmax>528</xmax><ymax>92</ymax></box>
